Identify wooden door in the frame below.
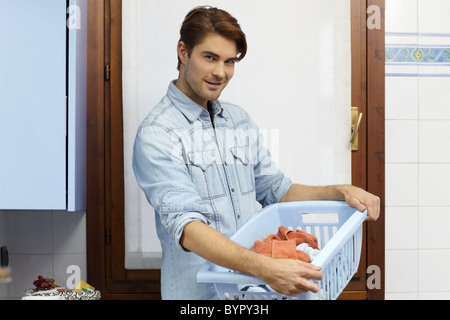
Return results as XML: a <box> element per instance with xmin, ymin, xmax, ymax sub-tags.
<box><xmin>86</xmin><ymin>0</ymin><xmax>384</xmax><ymax>300</ymax></box>
<box><xmin>339</xmin><ymin>0</ymin><xmax>385</xmax><ymax>300</ymax></box>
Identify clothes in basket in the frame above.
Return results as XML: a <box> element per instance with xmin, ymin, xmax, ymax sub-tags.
<box><xmin>252</xmin><ymin>225</ymin><xmax>320</xmax><ymax>262</ymax></box>
<box><xmin>239</xmin><ymin>225</ymin><xmax>321</xmax><ymax>292</ymax></box>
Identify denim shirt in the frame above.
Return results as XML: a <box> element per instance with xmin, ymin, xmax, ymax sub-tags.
<box><xmin>132</xmin><ymin>81</ymin><xmax>292</xmax><ymax>300</ymax></box>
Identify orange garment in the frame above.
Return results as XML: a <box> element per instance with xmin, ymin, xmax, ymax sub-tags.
<box><xmin>252</xmin><ymin>226</ymin><xmax>319</xmax><ymax>262</ymax></box>
<box><xmin>276</xmin><ymin>226</ymin><xmax>319</xmax><ymax>250</ymax></box>
<box><xmin>272</xmin><ymin>239</ymin><xmax>297</xmax><ymax>259</ymax></box>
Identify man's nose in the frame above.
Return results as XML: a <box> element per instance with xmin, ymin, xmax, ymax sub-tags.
<box><xmin>212</xmin><ymin>63</ymin><xmax>225</xmax><ymax>78</ymax></box>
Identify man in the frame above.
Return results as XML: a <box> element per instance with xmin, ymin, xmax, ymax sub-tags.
<box><xmin>133</xmin><ymin>6</ymin><xmax>380</xmax><ymax>300</ymax></box>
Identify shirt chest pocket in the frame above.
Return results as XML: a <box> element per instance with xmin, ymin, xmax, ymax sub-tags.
<box><xmin>187</xmin><ymin>151</ymin><xmax>227</xmax><ymax>199</ymax></box>
<box><xmin>229</xmin><ymin>145</ymin><xmax>255</xmax><ymax>195</ymax></box>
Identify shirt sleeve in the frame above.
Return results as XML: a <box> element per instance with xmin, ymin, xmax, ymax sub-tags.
<box><xmin>246</xmin><ymin>116</ymin><xmax>293</xmax><ymax>207</ymax></box>
<box><xmin>132</xmin><ymin>124</ymin><xmax>212</xmax><ymax>251</ymax></box>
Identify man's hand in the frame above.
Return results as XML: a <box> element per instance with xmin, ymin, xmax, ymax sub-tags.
<box><xmin>281</xmin><ymin>184</ymin><xmax>381</xmax><ymax>222</ymax></box>
<box><xmin>257</xmin><ymin>257</ymin><xmax>323</xmax><ymax>296</ymax></box>
<box><xmin>341</xmin><ymin>185</ymin><xmax>380</xmax><ymax>221</ymax></box>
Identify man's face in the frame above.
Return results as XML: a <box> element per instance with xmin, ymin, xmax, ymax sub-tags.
<box><xmin>177</xmin><ymin>33</ymin><xmax>239</xmax><ymax>109</ymax></box>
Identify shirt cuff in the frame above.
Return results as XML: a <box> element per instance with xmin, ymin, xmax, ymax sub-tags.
<box><xmin>266</xmin><ymin>175</ymin><xmax>293</xmax><ymax>206</ymax></box>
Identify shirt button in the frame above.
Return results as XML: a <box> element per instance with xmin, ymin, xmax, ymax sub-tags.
<box><xmin>231</xmin><ymin>188</ymin><xmax>235</xmax><ymax>193</ymax></box>
<box><xmin>237</xmin><ymin>215</ymin><xmax>240</xmax><ymax>219</ymax></box>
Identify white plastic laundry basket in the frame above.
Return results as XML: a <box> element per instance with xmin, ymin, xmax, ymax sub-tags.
<box><xmin>197</xmin><ymin>201</ymin><xmax>366</xmax><ymax>300</ymax></box>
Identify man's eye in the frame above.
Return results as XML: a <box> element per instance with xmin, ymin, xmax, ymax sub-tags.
<box><xmin>205</xmin><ymin>56</ymin><xmax>215</xmax><ymax>60</ymax></box>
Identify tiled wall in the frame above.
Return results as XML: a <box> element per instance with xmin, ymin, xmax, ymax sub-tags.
<box><xmin>385</xmin><ymin>0</ymin><xmax>450</xmax><ymax>299</ymax></box>
<box><xmin>0</xmin><ymin>211</ymin><xmax>86</xmax><ymax>299</ymax></box>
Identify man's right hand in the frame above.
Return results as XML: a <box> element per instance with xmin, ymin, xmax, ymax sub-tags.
<box><xmin>257</xmin><ymin>257</ymin><xmax>323</xmax><ymax>296</ymax></box>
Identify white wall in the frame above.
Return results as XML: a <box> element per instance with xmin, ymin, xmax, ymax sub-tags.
<box><xmin>385</xmin><ymin>0</ymin><xmax>450</xmax><ymax>299</ymax></box>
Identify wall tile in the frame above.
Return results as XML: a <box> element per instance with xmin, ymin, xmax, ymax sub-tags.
<box><xmin>0</xmin><ymin>284</ymin><xmax>7</xmax><ymax>299</ymax></box>
<box><xmin>419</xmin><ymin>292</ymin><xmax>450</xmax><ymax>300</ymax></box>
<box><xmin>419</xmin><ymin>121</ymin><xmax>450</xmax><ymax>163</ymax></box>
<box><xmin>385</xmin><ymin>249</ymin><xmax>418</xmax><ymax>293</ymax></box>
<box><xmin>386</xmin><ymin>207</ymin><xmax>418</xmax><ymax>250</ymax></box>
<box><xmin>385</xmin><ymin>120</ymin><xmax>418</xmax><ymax>163</ymax></box>
<box><xmin>419</xmin><ymin>207</ymin><xmax>450</xmax><ymax>249</ymax></box>
<box><xmin>0</xmin><ymin>211</ymin><xmax>7</xmax><ymax>245</ymax></box>
<box><xmin>419</xmin><ymin>77</ymin><xmax>450</xmax><ymax>119</ymax></box>
<box><xmin>418</xmin><ymin>249</ymin><xmax>450</xmax><ymax>292</ymax></box>
<box><xmin>386</xmin><ymin>164</ymin><xmax>418</xmax><ymax>206</ymax></box>
<box><xmin>419</xmin><ymin>164</ymin><xmax>450</xmax><ymax>206</ymax></box>
<box><xmin>418</xmin><ymin>0</ymin><xmax>450</xmax><ymax>33</ymax></box>
<box><xmin>385</xmin><ymin>33</ymin><xmax>419</xmax><ymax>78</ymax></box>
<box><xmin>385</xmin><ymin>77</ymin><xmax>418</xmax><ymax>120</ymax></box>
<box><xmin>386</xmin><ymin>0</ymin><xmax>418</xmax><ymax>33</ymax></box>
<box><xmin>52</xmin><ymin>211</ymin><xmax>86</xmax><ymax>254</ymax></box>
<box><xmin>8</xmin><ymin>211</ymin><xmax>52</xmax><ymax>254</ymax></box>
<box><xmin>385</xmin><ymin>292</ymin><xmax>418</xmax><ymax>300</ymax></box>
<box><xmin>417</xmin><ymin>34</ymin><xmax>450</xmax><ymax>77</ymax></box>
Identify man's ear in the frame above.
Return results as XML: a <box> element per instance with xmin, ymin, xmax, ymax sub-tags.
<box><xmin>177</xmin><ymin>41</ymin><xmax>188</xmax><ymax>66</ymax></box>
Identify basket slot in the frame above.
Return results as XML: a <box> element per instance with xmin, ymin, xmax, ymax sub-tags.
<box><xmin>299</xmin><ymin>212</ymin><xmax>340</xmax><ymax>250</ymax></box>
<box><xmin>301</xmin><ymin>212</ymin><xmax>339</xmax><ymax>224</ymax></box>
<box><xmin>296</xmin><ymin>225</ymin><xmax>338</xmax><ymax>250</ymax></box>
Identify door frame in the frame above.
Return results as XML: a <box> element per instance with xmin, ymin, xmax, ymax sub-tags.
<box><xmin>86</xmin><ymin>0</ymin><xmax>385</xmax><ymax>300</ymax></box>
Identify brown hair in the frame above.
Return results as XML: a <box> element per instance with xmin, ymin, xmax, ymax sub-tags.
<box><xmin>177</xmin><ymin>6</ymin><xmax>247</xmax><ymax>70</ymax></box>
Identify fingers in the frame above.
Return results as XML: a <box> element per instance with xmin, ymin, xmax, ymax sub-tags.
<box><xmin>345</xmin><ymin>186</ymin><xmax>381</xmax><ymax>221</ymax></box>
<box><xmin>298</xmin><ymin>260</ymin><xmax>323</xmax><ymax>279</ymax></box>
<box><xmin>365</xmin><ymin>195</ymin><xmax>381</xmax><ymax>221</ymax></box>
<box><xmin>295</xmin><ymin>276</ymin><xmax>320</xmax><ymax>293</ymax></box>
<box><xmin>299</xmin><ymin>264</ymin><xmax>323</xmax><ymax>294</ymax></box>
<box><xmin>264</xmin><ymin>259</ymin><xmax>324</xmax><ymax>296</ymax></box>
<box><xmin>283</xmin><ymin>261</ymin><xmax>323</xmax><ymax>295</ymax></box>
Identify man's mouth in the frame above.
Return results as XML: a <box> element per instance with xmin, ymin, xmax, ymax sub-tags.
<box><xmin>205</xmin><ymin>80</ymin><xmax>222</xmax><ymax>87</ymax></box>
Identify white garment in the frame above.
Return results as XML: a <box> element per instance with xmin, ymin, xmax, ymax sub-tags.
<box><xmin>297</xmin><ymin>243</ymin><xmax>321</xmax><ymax>261</ymax></box>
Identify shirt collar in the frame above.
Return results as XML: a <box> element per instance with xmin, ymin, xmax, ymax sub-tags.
<box><xmin>167</xmin><ymin>80</ymin><xmax>226</xmax><ymax>122</ymax></box>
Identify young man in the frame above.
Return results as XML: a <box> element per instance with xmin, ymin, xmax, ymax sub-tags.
<box><xmin>133</xmin><ymin>6</ymin><xmax>380</xmax><ymax>300</ymax></box>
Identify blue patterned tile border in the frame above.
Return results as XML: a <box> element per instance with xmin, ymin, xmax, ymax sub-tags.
<box><xmin>386</xmin><ymin>33</ymin><xmax>450</xmax><ymax>77</ymax></box>
<box><xmin>386</xmin><ymin>47</ymin><xmax>450</xmax><ymax>64</ymax></box>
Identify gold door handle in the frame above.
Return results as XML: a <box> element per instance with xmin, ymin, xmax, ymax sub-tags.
<box><xmin>351</xmin><ymin>107</ymin><xmax>363</xmax><ymax>151</ymax></box>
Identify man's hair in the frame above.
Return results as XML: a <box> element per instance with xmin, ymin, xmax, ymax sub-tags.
<box><xmin>177</xmin><ymin>6</ymin><xmax>247</xmax><ymax>70</ymax></box>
